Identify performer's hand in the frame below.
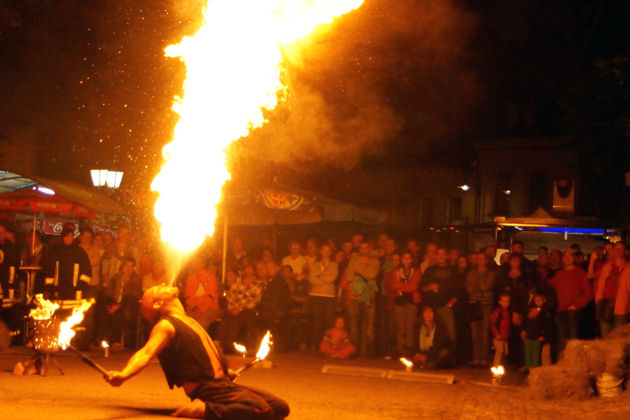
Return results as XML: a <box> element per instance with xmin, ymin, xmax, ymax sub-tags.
<box><xmin>105</xmin><ymin>371</ymin><xmax>127</xmax><ymax>387</ymax></box>
<box><xmin>227</xmin><ymin>368</ymin><xmax>240</xmax><ymax>381</ymax></box>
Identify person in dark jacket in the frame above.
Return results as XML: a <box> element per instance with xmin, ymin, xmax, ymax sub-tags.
<box><xmin>421</xmin><ymin>248</ymin><xmax>458</xmax><ymax>350</ymax></box>
<box><xmin>520</xmin><ymin>290</ymin><xmax>554</xmax><ymax>369</ymax></box>
<box><xmin>490</xmin><ymin>293</ymin><xmax>511</xmax><ymax>367</ymax></box>
<box><xmin>43</xmin><ymin>225</ymin><xmax>91</xmax><ymax>300</ymax></box>
<box><xmin>412</xmin><ymin>305</ymin><xmax>453</xmax><ymax>369</ymax></box>
<box><xmin>106</xmin><ymin>284</ymin><xmax>289</xmax><ymax>419</ymax></box>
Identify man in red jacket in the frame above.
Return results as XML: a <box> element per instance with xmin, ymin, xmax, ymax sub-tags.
<box><xmin>548</xmin><ymin>250</ymin><xmax>592</xmax><ymax>348</ymax></box>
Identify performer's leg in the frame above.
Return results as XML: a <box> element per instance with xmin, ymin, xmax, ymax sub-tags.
<box><xmin>244</xmin><ymin>385</ymin><xmax>290</xmax><ymax>419</ymax></box>
<box><xmin>190</xmin><ymin>381</ymin><xmax>277</xmax><ymax>420</ymax></box>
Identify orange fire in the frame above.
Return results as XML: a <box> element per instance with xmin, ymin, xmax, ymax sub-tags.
<box><xmin>233</xmin><ymin>342</ymin><xmax>247</xmax><ymax>355</ymax></box>
<box><xmin>255</xmin><ymin>330</ymin><xmax>273</xmax><ymax>360</ymax></box>
<box><xmin>57</xmin><ymin>300</ymin><xmax>94</xmax><ymax>350</ymax></box>
<box><xmin>399</xmin><ymin>357</ymin><xmax>413</xmax><ymax>368</ymax></box>
<box><xmin>151</xmin><ymin>0</ymin><xmax>365</xmax><ymax>251</ymax></box>
<box><xmin>29</xmin><ymin>294</ymin><xmax>60</xmax><ymax>320</ymax></box>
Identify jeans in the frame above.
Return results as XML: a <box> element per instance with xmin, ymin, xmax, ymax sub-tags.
<box><xmin>492</xmin><ymin>339</ymin><xmax>508</xmax><ymax>366</ymax></box>
<box><xmin>375</xmin><ymin>295</ymin><xmax>396</xmax><ymax>357</ymax></box>
<box><xmin>348</xmin><ymin>299</ymin><xmax>376</xmax><ymax>356</ymax></box>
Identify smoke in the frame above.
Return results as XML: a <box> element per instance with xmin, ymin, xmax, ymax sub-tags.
<box><xmin>232</xmin><ymin>0</ymin><xmax>479</xmax><ymax>170</ymax></box>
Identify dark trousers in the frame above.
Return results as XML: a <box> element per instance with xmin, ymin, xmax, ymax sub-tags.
<box><xmin>375</xmin><ymin>295</ymin><xmax>396</xmax><ymax>357</ymax></box>
<box><xmin>308</xmin><ymin>296</ymin><xmax>335</xmax><ymax>346</ymax></box>
<box><xmin>556</xmin><ymin>309</ymin><xmax>578</xmax><ymax>351</ymax></box>
<box><xmin>192</xmin><ymin>379</ymin><xmax>289</xmax><ymax>420</ymax></box>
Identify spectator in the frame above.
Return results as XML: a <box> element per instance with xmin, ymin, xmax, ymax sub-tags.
<box><xmin>447</xmin><ymin>249</ymin><xmax>460</xmax><ymax>267</ymax></box>
<box><xmin>548</xmin><ymin>249</ymin><xmax>563</xmax><ymax>276</ymax></box>
<box><xmin>142</xmin><ymin>257</ymin><xmax>166</xmax><ymax>292</ymax></box>
<box><xmin>350</xmin><ymin>234</ymin><xmax>363</xmax><ymax>252</ymax></box>
<box><xmin>594</xmin><ymin>243</ymin><xmax>626</xmax><ymax>337</ymax></box>
<box><xmin>511</xmin><ymin>241</ymin><xmax>533</xmax><ymax>274</ymax></box>
<box><xmin>182</xmin><ymin>255</ymin><xmax>220</xmax><ymax>330</ymax></box>
<box><xmin>226</xmin><ymin>236</ymin><xmax>247</xmax><ymax>272</ymax></box>
<box><xmin>419</xmin><ymin>242</ymin><xmax>436</xmax><ymax>274</ymax></box>
<box><xmin>421</xmin><ymin>248</ymin><xmax>458</xmax><ymax>352</ymax></box>
<box><xmin>387</xmin><ymin>252</ymin><xmax>421</xmax><ymax>355</ymax></box>
<box><xmin>376</xmin><ymin>239</ymin><xmax>398</xmax><ymax>357</ymax></box>
<box><xmin>100</xmin><ymin>226</ymin><xmax>139</xmax><ymax>293</ymax></box>
<box><xmin>259</xmin><ymin>261</ymin><xmax>290</xmax><ymax>351</ymax></box>
<box><xmin>78</xmin><ymin>229</ymin><xmax>103</xmax><ymax>299</ymax></box>
<box><xmin>283</xmin><ymin>265</ymin><xmax>309</xmax><ymax>351</ymax></box>
<box><xmin>319</xmin><ymin>316</ymin><xmax>356</xmax><ymax>359</ymax></box>
<box><xmin>218</xmin><ymin>258</ymin><xmax>263</xmax><ymax>351</ymax></box>
<box><xmin>490</xmin><ymin>293</ymin><xmax>511</xmax><ymax>367</ymax></box>
<box><xmin>43</xmin><ymin>225</ymin><xmax>92</xmax><ymax>300</ymax></box>
<box><xmin>375</xmin><ymin>233</ymin><xmax>390</xmax><ymax>258</ymax></box>
<box><xmin>520</xmin><ymin>290</ymin><xmax>554</xmax><ymax>370</ymax></box>
<box><xmin>304</xmin><ymin>238</ymin><xmax>319</xmax><ymax>273</ymax></box>
<box><xmin>341</xmin><ymin>241</ymin><xmax>380</xmax><ymax>357</ymax></box>
<box><xmin>466</xmin><ymin>253</ymin><xmax>495</xmax><ymax>366</ymax></box>
<box><xmin>0</xmin><ymin>224</ymin><xmax>20</xmax><ymax>298</ymax></box>
<box><xmin>412</xmin><ymin>306</ymin><xmax>453</xmax><ymax>369</ymax></box>
<box><xmin>548</xmin><ymin>250</ymin><xmax>592</xmax><ymax>348</ymax></box>
<box><xmin>100</xmin><ymin>257</ymin><xmax>142</xmax><ymax>349</ymax></box>
<box><xmin>307</xmin><ymin>244</ymin><xmax>339</xmax><ymax>350</ymax></box>
<box><xmin>281</xmin><ymin>241</ymin><xmax>307</xmax><ymax>282</ymax></box>
<box><xmin>484</xmin><ymin>245</ymin><xmax>499</xmax><ymax>270</ymax></box>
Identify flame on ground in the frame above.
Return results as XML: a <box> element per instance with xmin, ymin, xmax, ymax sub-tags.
<box><xmin>233</xmin><ymin>342</ymin><xmax>247</xmax><ymax>355</ymax></box>
<box><xmin>399</xmin><ymin>357</ymin><xmax>413</xmax><ymax>368</ymax></box>
<box><xmin>151</xmin><ymin>0</ymin><xmax>365</xmax><ymax>252</ymax></box>
<box><xmin>29</xmin><ymin>294</ymin><xmax>60</xmax><ymax>320</ymax></box>
<box><xmin>255</xmin><ymin>330</ymin><xmax>272</xmax><ymax>360</ymax></box>
<box><xmin>101</xmin><ymin>340</ymin><xmax>109</xmax><ymax>349</ymax></box>
<box><xmin>491</xmin><ymin>366</ymin><xmax>505</xmax><ymax>376</ymax></box>
<box><xmin>57</xmin><ymin>300</ymin><xmax>94</xmax><ymax>350</ymax></box>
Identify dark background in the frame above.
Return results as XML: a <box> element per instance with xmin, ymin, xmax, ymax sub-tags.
<box><xmin>0</xmin><ymin>0</ymin><xmax>628</xmax><ymax>214</ymax></box>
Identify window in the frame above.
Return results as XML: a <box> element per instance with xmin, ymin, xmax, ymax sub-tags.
<box><xmin>446</xmin><ymin>197</ymin><xmax>462</xmax><ymax>223</ymax></box>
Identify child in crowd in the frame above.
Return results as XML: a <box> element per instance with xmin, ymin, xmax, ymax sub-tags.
<box><xmin>490</xmin><ymin>293</ymin><xmax>511</xmax><ymax>367</ymax></box>
<box><xmin>520</xmin><ymin>290</ymin><xmax>554</xmax><ymax>369</ymax></box>
<box><xmin>319</xmin><ymin>316</ymin><xmax>356</xmax><ymax>359</ymax></box>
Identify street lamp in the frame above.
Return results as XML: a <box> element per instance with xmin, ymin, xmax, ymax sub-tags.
<box><xmin>91</xmin><ymin>169</ymin><xmax>123</xmax><ymax>189</ymax></box>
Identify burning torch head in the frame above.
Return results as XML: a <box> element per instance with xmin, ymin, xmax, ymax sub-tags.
<box><xmin>140</xmin><ymin>284</ymin><xmax>181</xmax><ymax>324</ymax></box>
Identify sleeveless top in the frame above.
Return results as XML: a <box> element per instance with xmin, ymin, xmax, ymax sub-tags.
<box><xmin>158</xmin><ymin>314</ymin><xmax>227</xmax><ymax>389</ymax></box>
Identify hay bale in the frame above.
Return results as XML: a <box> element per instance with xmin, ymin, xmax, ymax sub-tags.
<box><xmin>528</xmin><ymin>365</ymin><xmax>593</xmax><ymax>400</ymax></box>
<box><xmin>607</xmin><ymin>324</ymin><xmax>630</xmax><ymax>341</ymax></box>
<box><xmin>559</xmin><ymin>340</ymin><xmax>605</xmax><ymax>376</ymax></box>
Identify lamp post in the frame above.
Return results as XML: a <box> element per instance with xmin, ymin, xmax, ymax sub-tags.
<box><xmin>90</xmin><ymin>170</ymin><xmax>123</xmax><ymax>189</ymax></box>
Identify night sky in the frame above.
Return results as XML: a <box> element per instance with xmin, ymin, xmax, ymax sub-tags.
<box><xmin>0</xmin><ymin>0</ymin><xmax>628</xmax><ymax>204</ymax></box>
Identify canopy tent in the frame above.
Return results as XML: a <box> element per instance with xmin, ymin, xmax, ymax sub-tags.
<box><xmin>0</xmin><ymin>170</ymin><xmax>126</xmax><ymax>236</ymax></box>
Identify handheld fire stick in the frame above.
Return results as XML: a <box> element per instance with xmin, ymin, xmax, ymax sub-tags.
<box><xmin>67</xmin><ymin>345</ymin><xmax>108</xmax><ymax>376</ymax></box>
<box><xmin>235</xmin><ymin>330</ymin><xmax>272</xmax><ymax>374</ymax></box>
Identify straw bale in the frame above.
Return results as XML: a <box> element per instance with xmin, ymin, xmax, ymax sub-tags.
<box><xmin>607</xmin><ymin>324</ymin><xmax>630</xmax><ymax>341</ymax></box>
<box><xmin>528</xmin><ymin>365</ymin><xmax>593</xmax><ymax>400</ymax></box>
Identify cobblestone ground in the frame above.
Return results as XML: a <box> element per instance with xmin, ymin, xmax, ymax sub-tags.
<box><xmin>1</xmin><ymin>347</ymin><xmax>629</xmax><ymax>419</ymax></box>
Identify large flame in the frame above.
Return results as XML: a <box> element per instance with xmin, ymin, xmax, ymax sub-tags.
<box><xmin>29</xmin><ymin>294</ymin><xmax>60</xmax><ymax>320</ymax></box>
<box><xmin>255</xmin><ymin>330</ymin><xmax>273</xmax><ymax>360</ymax></box>
<box><xmin>151</xmin><ymin>0</ymin><xmax>364</xmax><ymax>251</ymax></box>
<box><xmin>57</xmin><ymin>300</ymin><xmax>94</xmax><ymax>350</ymax></box>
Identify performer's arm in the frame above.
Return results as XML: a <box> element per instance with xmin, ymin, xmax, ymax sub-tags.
<box><xmin>106</xmin><ymin>319</ymin><xmax>174</xmax><ymax>386</ymax></box>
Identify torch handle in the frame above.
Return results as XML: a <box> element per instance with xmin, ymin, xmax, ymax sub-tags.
<box><xmin>68</xmin><ymin>346</ymin><xmax>109</xmax><ymax>376</ymax></box>
<box><xmin>235</xmin><ymin>358</ymin><xmax>260</xmax><ymax>374</ymax></box>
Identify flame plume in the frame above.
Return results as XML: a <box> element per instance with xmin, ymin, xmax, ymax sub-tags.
<box><xmin>57</xmin><ymin>300</ymin><xmax>94</xmax><ymax>350</ymax></box>
<box><xmin>255</xmin><ymin>330</ymin><xmax>273</xmax><ymax>360</ymax></box>
<box><xmin>151</xmin><ymin>0</ymin><xmax>365</xmax><ymax>252</ymax></box>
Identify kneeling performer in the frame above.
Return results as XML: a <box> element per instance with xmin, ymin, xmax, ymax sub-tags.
<box><xmin>105</xmin><ymin>285</ymin><xmax>289</xmax><ymax>419</ymax></box>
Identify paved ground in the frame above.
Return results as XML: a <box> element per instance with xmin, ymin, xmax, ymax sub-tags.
<box><xmin>1</xmin><ymin>346</ymin><xmax>629</xmax><ymax>419</ymax></box>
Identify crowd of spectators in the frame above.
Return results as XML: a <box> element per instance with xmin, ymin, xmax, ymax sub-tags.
<box><xmin>1</xmin><ymin>222</ymin><xmax>630</xmax><ymax>373</ymax></box>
